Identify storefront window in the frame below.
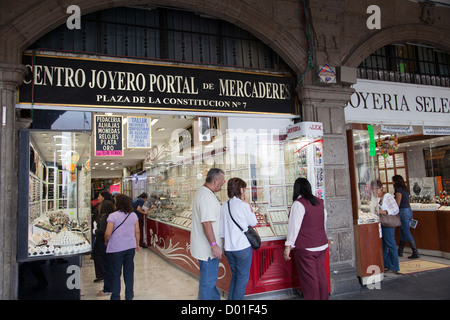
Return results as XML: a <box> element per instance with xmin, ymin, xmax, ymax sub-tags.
<box><xmin>27</xmin><ymin>131</ymin><xmax>91</xmax><ymax>258</ymax></box>
<box><xmin>139</xmin><ymin>120</ymin><xmax>290</xmax><ymax>238</ymax></box>
<box><xmin>369</xmin><ymin>126</ymin><xmax>450</xmax><ymax>208</ymax></box>
<box><xmin>120</xmin><ymin>117</ymin><xmax>319</xmax><ymax>240</ymax></box>
<box><xmin>408</xmin><ymin>136</ymin><xmax>450</xmax><ymax>207</ymax></box>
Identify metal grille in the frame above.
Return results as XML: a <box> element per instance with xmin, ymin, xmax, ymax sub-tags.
<box><xmin>358</xmin><ymin>43</ymin><xmax>450</xmax><ymax>87</ymax></box>
<box><xmin>29</xmin><ymin>6</ymin><xmax>289</xmax><ymax>71</ymax></box>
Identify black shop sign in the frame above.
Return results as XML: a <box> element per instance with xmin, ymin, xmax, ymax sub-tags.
<box><xmin>18</xmin><ymin>53</ymin><xmax>296</xmax><ymax>115</ymax></box>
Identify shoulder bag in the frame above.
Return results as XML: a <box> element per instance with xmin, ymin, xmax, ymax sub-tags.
<box><xmin>379</xmin><ymin>193</ymin><xmax>401</xmax><ymax>228</ymax></box>
<box><xmin>111</xmin><ymin>212</ymin><xmax>132</xmax><ymax>235</ymax></box>
<box><xmin>105</xmin><ymin>212</ymin><xmax>132</xmax><ymax>248</ymax></box>
<box><xmin>227</xmin><ymin>200</ymin><xmax>261</xmax><ymax>250</ymax></box>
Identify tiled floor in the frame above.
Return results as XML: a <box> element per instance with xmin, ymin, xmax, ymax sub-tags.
<box><xmin>81</xmin><ymin>248</ymin><xmax>200</xmax><ymax>300</ymax></box>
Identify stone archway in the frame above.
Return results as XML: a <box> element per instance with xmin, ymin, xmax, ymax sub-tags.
<box><xmin>341</xmin><ymin>23</ymin><xmax>450</xmax><ymax>68</ymax></box>
<box><xmin>0</xmin><ymin>0</ymin><xmax>309</xmax><ymax>74</ymax></box>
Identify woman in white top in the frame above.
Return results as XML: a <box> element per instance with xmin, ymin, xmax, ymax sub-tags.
<box><xmin>220</xmin><ymin>177</ymin><xmax>257</xmax><ymax>300</ymax></box>
<box><xmin>374</xmin><ymin>179</ymin><xmax>400</xmax><ymax>273</ymax></box>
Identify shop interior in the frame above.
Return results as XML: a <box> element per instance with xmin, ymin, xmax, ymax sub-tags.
<box><xmin>348</xmin><ymin>123</ymin><xmax>450</xmax><ymax>282</ymax></box>
<box><xmin>349</xmin><ymin>125</ymin><xmax>450</xmax><ymax>224</ymax></box>
<box><xmin>347</xmin><ymin>124</ymin><xmax>450</xmax><ymax>285</ymax></box>
<box><xmin>27</xmin><ymin>112</ymin><xmax>194</xmax><ymax>256</ymax></box>
<box><xmin>26</xmin><ymin>113</ymin><xmax>450</xmax><ymax>263</ymax></box>
<box><xmin>27</xmin><ymin>111</ymin><xmax>325</xmax><ymax>259</ymax></box>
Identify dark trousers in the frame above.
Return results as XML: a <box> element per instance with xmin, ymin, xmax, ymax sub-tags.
<box><xmin>138</xmin><ymin>214</ymin><xmax>147</xmax><ymax>247</ymax></box>
<box><xmin>109</xmin><ymin>248</ymin><xmax>135</xmax><ymax>300</ymax></box>
<box><xmin>99</xmin><ymin>241</ymin><xmax>113</xmax><ymax>293</ymax></box>
<box><xmin>294</xmin><ymin>248</ymin><xmax>329</xmax><ymax>300</ymax></box>
<box><xmin>93</xmin><ymin>240</ymin><xmax>104</xmax><ymax>279</ymax></box>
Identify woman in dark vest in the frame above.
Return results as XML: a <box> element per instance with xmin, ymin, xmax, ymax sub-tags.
<box><xmin>284</xmin><ymin>178</ymin><xmax>329</xmax><ymax>300</ymax></box>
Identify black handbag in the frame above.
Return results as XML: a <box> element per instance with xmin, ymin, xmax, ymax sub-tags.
<box><xmin>227</xmin><ymin>200</ymin><xmax>261</xmax><ymax>250</ymax></box>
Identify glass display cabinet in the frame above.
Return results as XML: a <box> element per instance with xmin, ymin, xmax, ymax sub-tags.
<box><xmin>143</xmin><ymin>121</ymin><xmax>331</xmax><ymax>295</ymax></box>
<box><xmin>18</xmin><ymin>130</ymin><xmax>92</xmax><ymax>261</ymax></box>
<box><xmin>346</xmin><ymin>124</ymin><xmax>383</xmax><ymax>285</ymax></box>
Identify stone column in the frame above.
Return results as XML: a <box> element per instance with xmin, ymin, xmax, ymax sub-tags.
<box><xmin>297</xmin><ymin>83</ymin><xmax>361</xmax><ymax>295</ymax></box>
<box><xmin>0</xmin><ymin>62</ymin><xmax>26</xmax><ymax>299</ymax></box>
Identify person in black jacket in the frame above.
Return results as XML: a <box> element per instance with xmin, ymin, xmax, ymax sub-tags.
<box><xmin>132</xmin><ymin>193</ymin><xmax>148</xmax><ymax>248</ymax></box>
<box><xmin>92</xmin><ymin>191</ymin><xmax>112</xmax><ymax>282</ymax></box>
<box><xmin>94</xmin><ymin>199</ymin><xmax>115</xmax><ymax>296</ymax></box>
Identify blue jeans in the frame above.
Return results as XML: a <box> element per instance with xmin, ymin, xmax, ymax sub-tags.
<box><xmin>198</xmin><ymin>258</ymin><xmax>220</xmax><ymax>300</ymax></box>
<box><xmin>382</xmin><ymin>227</ymin><xmax>400</xmax><ymax>272</ymax></box>
<box><xmin>225</xmin><ymin>246</ymin><xmax>253</xmax><ymax>300</ymax></box>
<box><xmin>109</xmin><ymin>248</ymin><xmax>135</xmax><ymax>300</ymax></box>
<box><xmin>398</xmin><ymin>208</ymin><xmax>417</xmax><ymax>247</ymax></box>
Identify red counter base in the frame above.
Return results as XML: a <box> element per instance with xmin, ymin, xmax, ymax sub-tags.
<box><xmin>147</xmin><ymin>218</ymin><xmax>330</xmax><ymax>296</ymax></box>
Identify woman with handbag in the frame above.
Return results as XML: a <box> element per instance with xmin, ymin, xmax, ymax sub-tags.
<box><xmin>283</xmin><ymin>178</ymin><xmax>329</xmax><ymax>300</ymax></box>
<box><xmin>220</xmin><ymin>177</ymin><xmax>257</xmax><ymax>300</ymax></box>
<box><xmin>105</xmin><ymin>194</ymin><xmax>140</xmax><ymax>300</ymax></box>
<box><xmin>373</xmin><ymin>180</ymin><xmax>400</xmax><ymax>273</ymax></box>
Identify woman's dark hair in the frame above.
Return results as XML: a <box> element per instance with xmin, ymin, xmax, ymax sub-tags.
<box><xmin>100</xmin><ymin>200</ymin><xmax>115</xmax><ymax>216</ymax></box>
<box><xmin>138</xmin><ymin>192</ymin><xmax>148</xmax><ymax>199</ymax></box>
<box><xmin>114</xmin><ymin>194</ymin><xmax>134</xmax><ymax>214</ymax></box>
<box><xmin>100</xmin><ymin>190</ymin><xmax>112</xmax><ymax>201</ymax></box>
<box><xmin>227</xmin><ymin>177</ymin><xmax>247</xmax><ymax>199</ymax></box>
<box><xmin>292</xmin><ymin>178</ymin><xmax>319</xmax><ymax>206</ymax></box>
<box><xmin>371</xmin><ymin>179</ymin><xmax>383</xmax><ymax>190</ymax></box>
<box><xmin>392</xmin><ymin>175</ymin><xmax>408</xmax><ymax>192</ymax></box>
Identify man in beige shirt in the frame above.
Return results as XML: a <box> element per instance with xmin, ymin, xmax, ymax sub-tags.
<box><xmin>190</xmin><ymin>168</ymin><xmax>225</xmax><ymax>300</ymax></box>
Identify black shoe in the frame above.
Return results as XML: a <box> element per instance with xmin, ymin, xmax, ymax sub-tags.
<box><xmin>408</xmin><ymin>248</ymin><xmax>420</xmax><ymax>259</ymax></box>
<box><xmin>93</xmin><ymin>278</ymin><xmax>104</xmax><ymax>283</ymax></box>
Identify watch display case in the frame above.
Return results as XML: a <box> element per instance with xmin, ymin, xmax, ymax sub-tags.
<box><xmin>19</xmin><ymin>131</ymin><xmax>92</xmax><ymax>260</ymax></box>
<box><xmin>284</xmin><ymin>125</ymin><xmax>326</xmax><ymax>201</ymax></box>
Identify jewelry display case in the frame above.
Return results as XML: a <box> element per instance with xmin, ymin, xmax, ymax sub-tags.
<box><xmin>346</xmin><ymin>124</ymin><xmax>383</xmax><ymax>285</ymax></box>
<box><xmin>145</xmin><ymin>136</ymin><xmax>292</xmax><ymax>240</ymax></box>
<box><xmin>143</xmin><ymin>121</ymin><xmax>330</xmax><ymax>296</ymax></box>
<box><xmin>285</xmin><ymin>121</ymin><xmax>326</xmax><ymax>202</ymax></box>
<box><xmin>18</xmin><ymin>130</ymin><xmax>92</xmax><ymax>261</ymax></box>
